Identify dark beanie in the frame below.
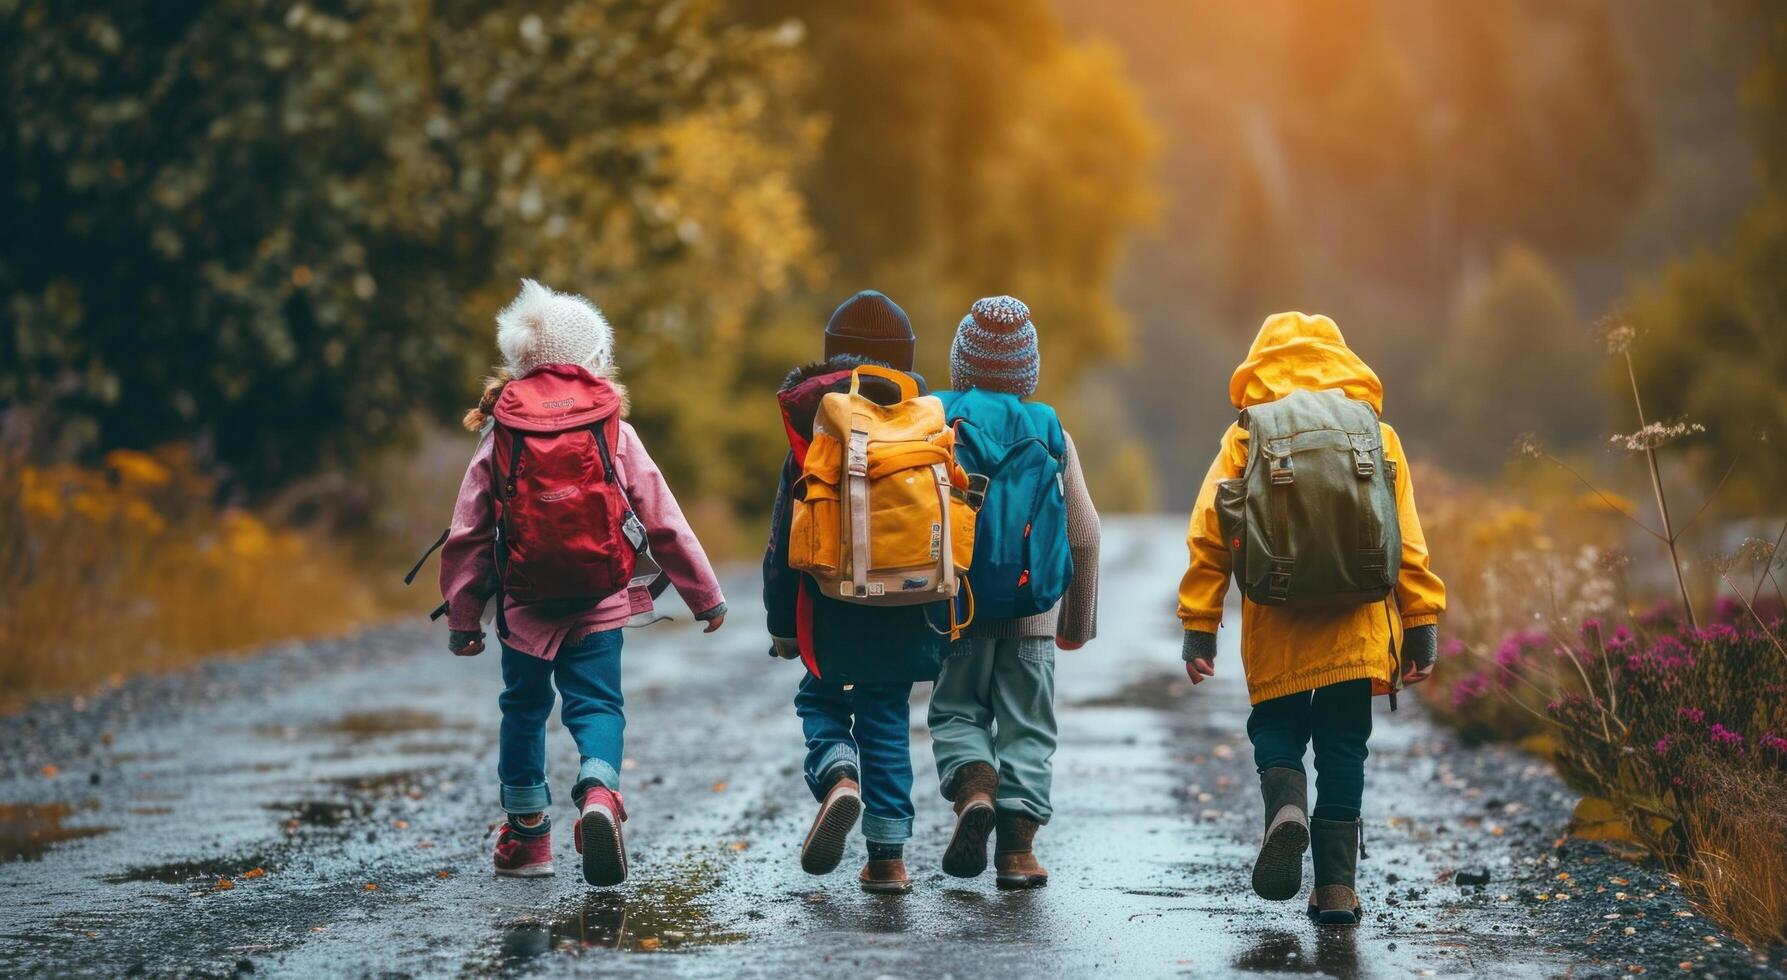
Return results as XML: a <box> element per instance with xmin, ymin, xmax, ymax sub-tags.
<box><xmin>824</xmin><ymin>290</ymin><xmax>915</xmax><ymax>369</ymax></box>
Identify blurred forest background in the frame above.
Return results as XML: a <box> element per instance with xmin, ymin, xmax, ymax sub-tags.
<box><xmin>3</xmin><ymin>0</ymin><xmax>1785</xmax><ymax>696</ymax></box>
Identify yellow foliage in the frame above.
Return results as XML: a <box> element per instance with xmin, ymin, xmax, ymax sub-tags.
<box><xmin>0</xmin><ymin>448</ymin><xmax>384</xmax><ymax>707</ymax></box>
<box><xmin>104</xmin><ymin>449</ymin><xmax>171</xmax><ymax>489</ymax></box>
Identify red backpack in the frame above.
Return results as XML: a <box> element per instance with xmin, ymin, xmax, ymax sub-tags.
<box><xmin>409</xmin><ymin>364</ymin><xmax>643</xmax><ymax>636</ymax></box>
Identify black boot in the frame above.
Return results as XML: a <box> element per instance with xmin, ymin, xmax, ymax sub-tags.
<box><xmin>1251</xmin><ymin>767</ymin><xmax>1309</xmax><ymax>901</ymax></box>
<box><xmin>1307</xmin><ymin>817</ymin><xmax>1363</xmax><ymax>926</ymax></box>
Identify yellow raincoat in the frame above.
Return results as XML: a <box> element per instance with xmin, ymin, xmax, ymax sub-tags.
<box><xmin>1178</xmin><ymin>312</ymin><xmax>1447</xmax><ymax>704</ymax></box>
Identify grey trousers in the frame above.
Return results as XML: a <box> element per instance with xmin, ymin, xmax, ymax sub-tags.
<box><xmin>928</xmin><ymin>636</ymin><xmax>1057</xmax><ymax>823</ymax></box>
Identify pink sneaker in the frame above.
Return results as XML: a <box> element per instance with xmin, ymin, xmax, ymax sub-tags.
<box><xmin>493</xmin><ymin>824</ymin><xmax>554</xmax><ymax>878</ymax></box>
<box><xmin>574</xmin><ymin>786</ymin><xmax>628</xmax><ymax>887</ymax></box>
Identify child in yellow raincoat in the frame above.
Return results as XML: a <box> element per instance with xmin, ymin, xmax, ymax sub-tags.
<box><xmin>1178</xmin><ymin>312</ymin><xmax>1446</xmax><ymax>926</ymax></box>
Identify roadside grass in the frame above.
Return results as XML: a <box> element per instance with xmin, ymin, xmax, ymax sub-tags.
<box><xmin>0</xmin><ymin>447</ymin><xmax>388</xmax><ymax>710</ymax></box>
<box><xmin>1416</xmin><ymin>320</ymin><xmax>1787</xmax><ymax>947</ymax></box>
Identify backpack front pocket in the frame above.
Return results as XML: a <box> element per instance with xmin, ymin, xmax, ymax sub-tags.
<box><xmin>789</xmin><ymin>477</ymin><xmax>841</xmax><ymax>576</ymax></box>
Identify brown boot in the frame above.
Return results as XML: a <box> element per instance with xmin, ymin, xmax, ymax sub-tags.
<box><xmin>993</xmin><ymin>813</ymin><xmax>1048</xmax><ymax>890</ymax></box>
<box><xmin>859</xmin><ymin>858</ymin><xmax>912</xmax><ymax>894</ymax></box>
<box><xmin>1306</xmin><ymin>817</ymin><xmax>1363</xmax><ymax>926</ymax></box>
<box><xmin>800</xmin><ymin>772</ymin><xmax>862</xmax><ymax>875</ymax></box>
<box><xmin>942</xmin><ymin>761</ymin><xmax>998</xmax><ymax>879</ymax></box>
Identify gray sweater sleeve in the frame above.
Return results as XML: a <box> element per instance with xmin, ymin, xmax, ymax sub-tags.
<box><xmin>1054</xmin><ymin>431</ymin><xmax>1101</xmax><ymax>646</ymax></box>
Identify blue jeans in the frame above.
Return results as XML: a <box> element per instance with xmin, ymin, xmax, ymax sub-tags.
<box><xmin>498</xmin><ymin>629</ymin><xmax>624</xmax><ymax>815</ymax></box>
<box><xmin>1246</xmin><ymin>678</ymin><xmax>1372</xmax><ymax>822</ymax></box>
<box><xmin>794</xmin><ymin>672</ymin><xmax>915</xmax><ymax>844</ymax></box>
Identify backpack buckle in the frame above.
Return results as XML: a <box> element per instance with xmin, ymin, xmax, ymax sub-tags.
<box><xmin>1267</xmin><ymin>569</ymin><xmax>1293</xmax><ymax>601</ymax></box>
<box><xmin>1353</xmin><ymin>449</ymin><xmax>1375</xmax><ymax>479</ymax></box>
<box><xmin>1269</xmin><ymin>456</ymin><xmax>1294</xmax><ymax>486</ymax></box>
<box><xmin>847</xmin><ymin>429</ymin><xmax>869</xmax><ymax>477</ymax></box>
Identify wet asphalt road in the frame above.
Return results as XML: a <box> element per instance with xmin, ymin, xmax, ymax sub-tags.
<box><xmin>1</xmin><ymin>517</ymin><xmax>1780</xmax><ymax>979</ymax></box>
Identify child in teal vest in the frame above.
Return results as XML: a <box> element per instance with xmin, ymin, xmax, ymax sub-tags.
<box><xmin>928</xmin><ymin>296</ymin><xmax>1100</xmax><ymax>888</ymax></box>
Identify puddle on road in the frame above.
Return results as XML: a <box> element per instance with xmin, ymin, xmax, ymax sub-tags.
<box><xmin>254</xmin><ymin>709</ymin><xmax>472</xmax><ymax>743</ymax></box>
<box><xmin>327</xmin><ymin>771</ymin><xmax>428</xmax><ymax>798</ymax></box>
<box><xmin>0</xmin><ymin>803</ymin><xmax>114</xmax><ymax>862</ymax></box>
<box><xmin>1233</xmin><ymin>928</ymin><xmax>1363</xmax><ymax>978</ymax></box>
<box><xmin>473</xmin><ymin>871</ymin><xmax>745</xmax><ymax>973</ymax></box>
<box><xmin>266</xmin><ymin>799</ymin><xmax>363</xmax><ymax>827</ymax></box>
<box><xmin>1070</xmin><ymin>670</ymin><xmax>1193</xmax><ymax>711</ymax></box>
<box><xmin>103</xmin><ymin>850</ymin><xmax>283</xmax><ymax>885</ymax></box>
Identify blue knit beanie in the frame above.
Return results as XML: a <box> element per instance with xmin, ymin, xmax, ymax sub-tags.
<box><xmin>950</xmin><ymin>296</ymin><xmax>1039</xmax><ymax>397</ymax></box>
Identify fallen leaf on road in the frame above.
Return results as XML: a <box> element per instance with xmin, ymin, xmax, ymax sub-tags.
<box><xmin>637</xmin><ymin>937</ymin><xmax>661</xmax><ymax>951</ymax></box>
<box><xmin>711</xmin><ymin>781</ymin><xmax>728</xmax><ymax>793</ymax></box>
<box><xmin>213</xmin><ymin>878</ymin><xmax>234</xmax><ymax>891</ymax></box>
<box><xmin>417</xmin><ymin>841</ymin><xmax>435</xmax><ymax>849</ymax></box>
<box><xmin>437</xmin><ymin>870</ymin><xmax>450</xmax><ymax>879</ymax></box>
<box><xmin>41</xmin><ymin>765</ymin><xmax>59</xmax><ymax>778</ymax></box>
<box><xmin>364</xmin><ymin>883</ymin><xmax>378</xmax><ymax>892</ymax></box>
<box><xmin>729</xmin><ymin>840</ymin><xmax>749</xmax><ymax>852</ymax></box>
<box><xmin>242</xmin><ymin>868</ymin><xmax>265</xmax><ymax>879</ymax></box>
<box><xmin>392</xmin><ymin>820</ymin><xmax>409</xmax><ymax>830</ymax></box>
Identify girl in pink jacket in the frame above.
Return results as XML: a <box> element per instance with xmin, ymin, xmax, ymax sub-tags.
<box><xmin>439</xmin><ymin>280</ymin><xmax>726</xmax><ymax>885</ymax></box>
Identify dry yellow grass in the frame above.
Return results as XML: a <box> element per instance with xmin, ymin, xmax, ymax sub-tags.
<box><xmin>0</xmin><ymin>448</ymin><xmax>388</xmax><ymax>708</ymax></box>
<box><xmin>1680</xmin><ymin>771</ymin><xmax>1787</xmax><ymax>948</ymax></box>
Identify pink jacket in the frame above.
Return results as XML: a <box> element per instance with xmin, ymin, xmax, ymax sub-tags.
<box><xmin>440</xmin><ymin>420</ymin><xmax>725</xmax><ymax>660</ymax></box>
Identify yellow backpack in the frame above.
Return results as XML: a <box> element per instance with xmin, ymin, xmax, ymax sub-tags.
<box><xmin>788</xmin><ymin>365</ymin><xmax>977</xmax><ymax>631</ymax></box>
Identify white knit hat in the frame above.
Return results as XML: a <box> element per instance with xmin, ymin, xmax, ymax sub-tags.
<box><xmin>495</xmin><ymin>279</ymin><xmax>614</xmax><ymax>377</ymax></box>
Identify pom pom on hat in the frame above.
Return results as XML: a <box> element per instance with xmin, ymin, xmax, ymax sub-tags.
<box><xmin>950</xmin><ymin>295</ymin><xmax>1040</xmax><ymax>397</ymax></box>
<box><xmin>495</xmin><ymin>279</ymin><xmax>614</xmax><ymax>377</ymax></box>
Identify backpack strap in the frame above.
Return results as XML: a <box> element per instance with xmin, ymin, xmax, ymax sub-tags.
<box><xmin>494</xmin><ymin>424</ymin><xmax>523</xmax><ymax>640</ymax></box>
<box><xmin>403</xmin><ymin>527</ymin><xmax>450</xmax><ymax>585</ymax></box>
<box><xmin>590</xmin><ymin>420</ymin><xmax>619</xmax><ymax>484</ymax></box>
<box><xmin>846</xmin><ymin>418</ymin><xmax>872</xmax><ymax>598</ymax></box>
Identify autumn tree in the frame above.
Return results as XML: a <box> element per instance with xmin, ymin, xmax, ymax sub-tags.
<box><xmin>1428</xmin><ymin>245</ymin><xmax>1601</xmax><ymax>474</ymax></box>
<box><xmin>735</xmin><ymin>0</ymin><xmax>1159</xmax><ymax>394</ymax></box>
<box><xmin>0</xmin><ymin>0</ymin><xmax>821</xmax><ymax>497</ymax></box>
<box><xmin>1622</xmin><ymin>2</ymin><xmax>1787</xmax><ymax>510</ymax></box>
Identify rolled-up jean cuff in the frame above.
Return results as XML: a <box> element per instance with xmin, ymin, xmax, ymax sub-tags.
<box><xmin>809</xmin><ymin>744</ymin><xmax>859</xmax><ymax>799</ymax></box>
<box><xmin>574</xmin><ymin>758</ymin><xmax>621</xmax><ymax>796</ymax></box>
<box><xmin>861</xmin><ymin>813</ymin><xmax>913</xmax><ymax>844</ymax></box>
<box><xmin>995</xmin><ymin>797</ymin><xmax>1051</xmax><ymax>825</ymax></box>
<box><xmin>501</xmin><ymin>781</ymin><xmax>551</xmax><ymax>814</ymax></box>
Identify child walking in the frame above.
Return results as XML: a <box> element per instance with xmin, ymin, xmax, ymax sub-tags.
<box><xmin>1178</xmin><ymin>312</ymin><xmax>1445</xmax><ymax>925</ymax></box>
<box><xmin>440</xmin><ymin>279</ymin><xmax>727</xmax><ymax>885</ymax></box>
<box><xmin>762</xmin><ymin>289</ymin><xmax>950</xmax><ymax>894</ymax></box>
<box><xmin>927</xmin><ymin>296</ymin><xmax>1100</xmax><ymax>889</ymax></box>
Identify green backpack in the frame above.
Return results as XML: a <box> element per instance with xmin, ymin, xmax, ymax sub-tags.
<box><xmin>1216</xmin><ymin>388</ymin><xmax>1401</xmax><ymax>607</ymax></box>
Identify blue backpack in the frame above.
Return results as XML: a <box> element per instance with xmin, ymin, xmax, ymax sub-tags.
<box><xmin>938</xmin><ymin>388</ymin><xmax>1073</xmax><ymax>621</ymax></box>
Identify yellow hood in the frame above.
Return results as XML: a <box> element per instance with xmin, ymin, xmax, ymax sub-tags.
<box><xmin>1229</xmin><ymin>312</ymin><xmax>1383</xmax><ymax>414</ymax></box>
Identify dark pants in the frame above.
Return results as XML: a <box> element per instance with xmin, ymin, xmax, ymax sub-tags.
<box><xmin>794</xmin><ymin>672</ymin><xmax>915</xmax><ymax>844</ymax></box>
<box><xmin>1246</xmin><ymin>678</ymin><xmax>1372</xmax><ymax>822</ymax></box>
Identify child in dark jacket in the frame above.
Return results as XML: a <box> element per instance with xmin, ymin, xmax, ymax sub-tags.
<box><xmin>1177</xmin><ymin>312</ymin><xmax>1446</xmax><ymax>924</ymax></box>
<box><xmin>762</xmin><ymin>290</ymin><xmax>950</xmax><ymax>894</ymax></box>
<box><xmin>441</xmin><ymin>280</ymin><xmax>727</xmax><ymax>886</ymax></box>
<box><xmin>927</xmin><ymin>296</ymin><xmax>1100</xmax><ymax>889</ymax></box>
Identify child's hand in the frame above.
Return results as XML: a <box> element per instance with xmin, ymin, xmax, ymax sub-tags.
<box><xmin>702</xmin><ymin>613</ymin><xmax>725</xmax><ymax>634</ymax></box>
<box><xmin>1181</xmin><ymin>630</ymin><xmax>1217</xmax><ymax>684</ymax></box>
<box><xmin>449</xmin><ymin>630</ymin><xmax>485</xmax><ymax>657</ymax></box>
<box><xmin>1401</xmin><ymin>660</ymin><xmax>1434</xmax><ymax>686</ymax></box>
<box><xmin>769</xmin><ymin>636</ymin><xmax>801</xmax><ymax>660</ymax></box>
